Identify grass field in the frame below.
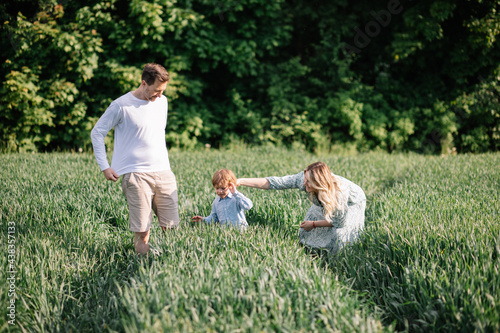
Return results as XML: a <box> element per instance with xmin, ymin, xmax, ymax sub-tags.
<box><xmin>1</xmin><ymin>148</ymin><xmax>499</xmax><ymax>332</ymax></box>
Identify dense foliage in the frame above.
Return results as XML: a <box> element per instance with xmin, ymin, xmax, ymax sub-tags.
<box><xmin>1</xmin><ymin>0</ymin><xmax>499</xmax><ymax>152</ymax></box>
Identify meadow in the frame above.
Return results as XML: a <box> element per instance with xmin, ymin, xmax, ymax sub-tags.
<box><xmin>0</xmin><ymin>148</ymin><xmax>498</xmax><ymax>332</ymax></box>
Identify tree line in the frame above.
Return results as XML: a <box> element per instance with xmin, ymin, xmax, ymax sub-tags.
<box><xmin>1</xmin><ymin>0</ymin><xmax>499</xmax><ymax>153</ymax></box>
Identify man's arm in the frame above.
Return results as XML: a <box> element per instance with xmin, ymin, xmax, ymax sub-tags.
<box><xmin>90</xmin><ymin>102</ymin><xmax>121</xmax><ymax>181</ymax></box>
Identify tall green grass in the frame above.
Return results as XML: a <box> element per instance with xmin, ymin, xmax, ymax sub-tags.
<box><xmin>0</xmin><ymin>148</ymin><xmax>498</xmax><ymax>332</ymax></box>
<box><xmin>331</xmin><ymin>153</ymin><xmax>500</xmax><ymax>332</ymax></box>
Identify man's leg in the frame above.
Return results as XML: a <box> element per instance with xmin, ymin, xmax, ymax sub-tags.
<box><xmin>122</xmin><ymin>172</ymin><xmax>154</xmax><ymax>254</ymax></box>
<box><xmin>134</xmin><ymin>230</ymin><xmax>150</xmax><ymax>255</ymax></box>
<box><xmin>154</xmin><ymin>169</ymin><xmax>180</xmax><ymax>229</ymax></box>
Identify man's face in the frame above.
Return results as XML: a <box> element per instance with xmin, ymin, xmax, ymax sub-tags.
<box><xmin>143</xmin><ymin>79</ymin><xmax>168</xmax><ymax>102</ymax></box>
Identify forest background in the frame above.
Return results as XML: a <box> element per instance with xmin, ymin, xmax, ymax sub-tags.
<box><xmin>1</xmin><ymin>0</ymin><xmax>499</xmax><ymax>154</ymax></box>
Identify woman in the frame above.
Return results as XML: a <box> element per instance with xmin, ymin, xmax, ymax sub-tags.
<box><xmin>237</xmin><ymin>162</ymin><xmax>366</xmax><ymax>254</ymax></box>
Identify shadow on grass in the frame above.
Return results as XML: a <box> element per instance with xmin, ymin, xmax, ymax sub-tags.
<box><xmin>90</xmin><ymin>198</ymin><xmax>128</xmax><ymax>229</ymax></box>
<box><xmin>54</xmin><ymin>234</ymin><xmax>154</xmax><ymax>332</ymax></box>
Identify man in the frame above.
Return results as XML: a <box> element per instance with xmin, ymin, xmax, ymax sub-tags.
<box><xmin>91</xmin><ymin>63</ymin><xmax>179</xmax><ymax>255</ymax></box>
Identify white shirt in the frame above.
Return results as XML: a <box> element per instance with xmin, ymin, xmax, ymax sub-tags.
<box><xmin>91</xmin><ymin>92</ymin><xmax>171</xmax><ymax>175</ymax></box>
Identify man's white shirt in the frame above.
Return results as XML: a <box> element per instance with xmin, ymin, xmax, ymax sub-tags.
<box><xmin>91</xmin><ymin>92</ymin><xmax>171</xmax><ymax>175</ymax></box>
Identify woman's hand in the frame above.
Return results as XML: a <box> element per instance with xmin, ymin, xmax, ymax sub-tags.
<box><xmin>300</xmin><ymin>220</ymin><xmax>314</xmax><ymax>231</ymax></box>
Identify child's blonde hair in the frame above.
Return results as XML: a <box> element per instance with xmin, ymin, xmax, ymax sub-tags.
<box><xmin>212</xmin><ymin>169</ymin><xmax>237</xmax><ymax>188</ymax></box>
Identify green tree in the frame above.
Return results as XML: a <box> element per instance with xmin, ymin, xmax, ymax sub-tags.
<box><xmin>1</xmin><ymin>0</ymin><xmax>499</xmax><ymax>152</ymax></box>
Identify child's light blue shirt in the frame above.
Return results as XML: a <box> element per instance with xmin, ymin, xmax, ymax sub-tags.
<box><xmin>203</xmin><ymin>190</ymin><xmax>253</xmax><ymax>229</ymax></box>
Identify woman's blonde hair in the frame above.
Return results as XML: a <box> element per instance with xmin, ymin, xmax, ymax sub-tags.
<box><xmin>304</xmin><ymin>162</ymin><xmax>345</xmax><ymax>221</ymax></box>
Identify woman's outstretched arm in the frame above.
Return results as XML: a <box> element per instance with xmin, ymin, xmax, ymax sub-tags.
<box><xmin>237</xmin><ymin>178</ymin><xmax>270</xmax><ymax>190</ymax></box>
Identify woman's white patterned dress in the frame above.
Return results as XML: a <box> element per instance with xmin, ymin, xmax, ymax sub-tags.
<box><xmin>266</xmin><ymin>171</ymin><xmax>366</xmax><ymax>254</ymax></box>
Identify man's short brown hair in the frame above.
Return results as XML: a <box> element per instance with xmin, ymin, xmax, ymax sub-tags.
<box><xmin>212</xmin><ymin>169</ymin><xmax>237</xmax><ymax>188</ymax></box>
<box><xmin>142</xmin><ymin>63</ymin><xmax>170</xmax><ymax>85</ymax></box>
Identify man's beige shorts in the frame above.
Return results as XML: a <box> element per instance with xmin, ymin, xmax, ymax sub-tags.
<box><xmin>122</xmin><ymin>169</ymin><xmax>179</xmax><ymax>232</ymax></box>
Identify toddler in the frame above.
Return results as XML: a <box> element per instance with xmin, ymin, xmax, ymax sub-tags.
<box><xmin>192</xmin><ymin>169</ymin><xmax>252</xmax><ymax>230</ymax></box>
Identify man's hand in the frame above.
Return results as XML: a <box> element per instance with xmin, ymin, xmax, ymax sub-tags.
<box><xmin>103</xmin><ymin>168</ymin><xmax>119</xmax><ymax>182</ymax></box>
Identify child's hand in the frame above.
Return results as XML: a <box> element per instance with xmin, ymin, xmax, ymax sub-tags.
<box><xmin>229</xmin><ymin>182</ymin><xmax>237</xmax><ymax>194</ymax></box>
<box><xmin>191</xmin><ymin>215</ymin><xmax>203</xmax><ymax>222</ymax></box>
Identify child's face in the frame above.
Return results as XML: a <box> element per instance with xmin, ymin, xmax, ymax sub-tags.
<box><xmin>214</xmin><ymin>184</ymin><xmax>229</xmax><ymax>198</ymax></box>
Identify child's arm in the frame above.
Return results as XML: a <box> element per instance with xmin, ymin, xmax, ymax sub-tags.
<box><xmin>192</xmin><ymin>198</ymin><xmax>220</xmax><ymax>223</ymax></box>
<box><xmin>229</xmin><ymin>182</ymin><xmax>253</xmax><ymax>211</ymax></box>
<box><xmin>202</xmin><ymin>199</ymin><xmax>219</xmax><ymax>224</ymax></box>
